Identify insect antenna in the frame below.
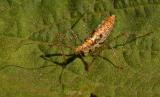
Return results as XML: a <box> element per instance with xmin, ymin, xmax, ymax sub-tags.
<box><xmin>69</xmin><ymin>11</ymin><xmax>87</xmax><ymax>46</ymax></box>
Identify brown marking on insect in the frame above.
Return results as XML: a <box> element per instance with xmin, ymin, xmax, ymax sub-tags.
<box><xmin>75</xmin><ymin>15</ymin><xmax>115</xmax><ymax>55</ymax></box>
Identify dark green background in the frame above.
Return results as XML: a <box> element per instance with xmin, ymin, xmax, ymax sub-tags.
<box><xmin>0</xmin><ymin>0</ymin><xmax>160</xmax><ymax>97</ymax></box>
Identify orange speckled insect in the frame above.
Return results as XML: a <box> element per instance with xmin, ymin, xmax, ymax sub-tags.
<box><xmin>42</xmin><ymin>14</ymin><xmax>152</xmax><ymax>72</ymax></box>
<box><xmin>42</xmin><ymin>15</ymin><xmax>117</xmax><ymax>71</ymax></box>
<box><xmin>75</xmin><ymin>15</ymin><xmax>115</xmax><ymax>55</ymax></box>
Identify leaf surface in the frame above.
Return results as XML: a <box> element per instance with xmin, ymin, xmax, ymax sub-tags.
<box><xmin>0</xmin><ymin>0</ymin><xmax>160</xmax><ymax>97</ymax></box>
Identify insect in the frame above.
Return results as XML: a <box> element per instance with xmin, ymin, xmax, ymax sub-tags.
<box><xmin>75</xmin><ymin>15</ymin><xmax>115</xmax><ymax>56</ymax></box>
<box><xmin>42</xmin><ymin>15</ymin><xmax>117</xmax><ymax>71</ymax></box>
<box><xmin>42</xmin><ymin>14</ymin><xmax>152</xmax><ymax>72</ymax></box>
<box><xmin>40</xmin><ymin>14</ymin><xmax>152</xmax><ymax>90</ymax></box>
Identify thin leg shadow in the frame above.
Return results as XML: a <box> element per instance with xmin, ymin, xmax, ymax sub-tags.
<box><xmin>40</xmin><ymin>53</ymin><xmax>92</xmax><ymax>71</ymax></box>
<box><xmin>0</xmin><ymin>63</ymin><xmax>55</xmax><ymax>71</ymax></box>
<box><xmin>97</xmin><ymin>55</ymin><xmax>123</xmax><ymax>69</ymax></box>
<box><xmin>40</xmin><ymin>53</ymin><xmax>91</xmax><ymax>90</ymax></box>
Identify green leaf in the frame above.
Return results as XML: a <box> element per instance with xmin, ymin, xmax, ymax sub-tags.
<box><xmin>0</xmin><ymin>0</ymin><xmax>160</xmax><ymax>97</ymax></box>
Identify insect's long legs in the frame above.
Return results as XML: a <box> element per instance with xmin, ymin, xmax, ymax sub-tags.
<box><xmin>97</xmin><ymin>55</ymin><xmax>121</xmax><ymax>68</ymax></box>
<box><xmin>112</xmin><ymin>32</ymin><xmax>153</xmax><ymax>49</ymax></box>
<box><xmin>108</xmin><ymin>32</ymin><xmax>129</xmax><ymax>43</ymax></box>
<box><xmin>96</xmin><ymin>32</ymin><xmax>153</xmax><ymax>68</ymax></box>
<box><xmin>78</xmin><ymin>56</ymin><xmax>95</xmax><ymax>71</ymax></box>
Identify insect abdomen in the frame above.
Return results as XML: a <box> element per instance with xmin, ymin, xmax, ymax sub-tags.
<box><xmin>75</xmin><ymin>15</ymin><xmax>115</xmax><ymax>55</ymax></box>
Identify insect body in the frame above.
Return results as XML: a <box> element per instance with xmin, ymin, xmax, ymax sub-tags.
<box><xmin>75</xmin><ymin>15</ymin><xmax>115</xmax><ymax>55</ymax></box>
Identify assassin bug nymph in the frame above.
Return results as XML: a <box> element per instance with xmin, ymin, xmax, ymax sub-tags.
<box><xmin>40</xmin><ymin>14</ymin><xmax>153</xmax><ymax>90</ymax></box>
<box><xmin>41</xmin><ymin>15</ymin><xmax>117</xmax><ymax>71</ymax></box>
<box><xmin>41</xmin><ymin>14</ymin><xmax>152</xmax><ymax>72</ymax></box>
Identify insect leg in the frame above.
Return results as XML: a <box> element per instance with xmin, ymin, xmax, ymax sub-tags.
<box><xmin>97</xmin><ymin>54</ymin><xmax>122</xmax><ymax>69</ymax></box>
<box><xmin>58</xmin><ymin>55</ymin><xmax>77</xmax><ymax>91</ymax></box>
<box><xmin>104</xmin><ymin>32</ymin><xmax>153</xmax><ymax>68</ymax></box>
<box><xmin>112</xmin><ymin>32</ymin><xmax>153</xmax><ymax>49</ymax></box>
<box><xmin>78</xmin><ymin>56</ymin><xmax>96</xmax><ymax>71</ymax></box>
